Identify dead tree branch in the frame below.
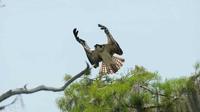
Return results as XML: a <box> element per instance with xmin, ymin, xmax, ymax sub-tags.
<box><xmin>0</xmin><ymin>63</ymin><xmax>90</xmax><ymax>103</ymax></box>
<box><xmin>140</xmin><ymin>85</ymin><xmax>179</xmax><ymax>99</ymax></box>
<box><xmin>0</xmin><ymin>96</ymin><xmax>18</xmax><ymax>110</ymax></box>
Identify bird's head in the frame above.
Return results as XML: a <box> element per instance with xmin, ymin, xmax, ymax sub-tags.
<box><xmin>94</xmin><ymin>44</ymin><xmax>104</xmax><ymax>52</ymax></box>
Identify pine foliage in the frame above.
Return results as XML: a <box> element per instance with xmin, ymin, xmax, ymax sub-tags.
<box><xmin>57</xmin><ymin>64</ymin><xmax>200</xmax><ymax>112</ymax></box>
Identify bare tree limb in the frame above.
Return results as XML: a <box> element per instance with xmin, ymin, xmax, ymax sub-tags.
<box><xmin>0</xmin><ymin>63</ymin><xmax>90</xmax><ymax>103</ymax></box>
<box><xmin>143</xmin><ymin>105</ymin><xmax>163</xmax><ymax>110</ymax></box>
<box><xmin>0</xmin><ymin>96</ymin><xmax>18</xmax><ymax>110</ymax></box>
<box><xmin>140</xmin><ymin>85</ymin><xmax>167</xmax><ymax>97</ymax></box>
<box><xmin>140</xmin><ymin>85</ymin><xmax>175</xmax><ymax>98</ymax></box>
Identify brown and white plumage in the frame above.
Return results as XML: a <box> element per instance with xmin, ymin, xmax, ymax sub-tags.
<box><xmin>73</xmin><ymin>24</ymin><xmax>124</xmax><ymax>75</ymax></box>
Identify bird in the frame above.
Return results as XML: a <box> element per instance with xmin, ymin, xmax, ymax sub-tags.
<box><xmin>73</xmin><ymin>24</ymin><xmax>124</xmax><ymax>75</ymax></box>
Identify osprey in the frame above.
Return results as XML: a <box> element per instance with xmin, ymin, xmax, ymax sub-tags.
<box><xmin>73</xmin><ymin>24</ymin><xmax>124</xmax><ymax>75</ymax></box>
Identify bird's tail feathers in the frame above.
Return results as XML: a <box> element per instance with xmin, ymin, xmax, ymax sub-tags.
<box><xmin>99</xmin><ymin>56</ymin><xmax>125</xmax><ymax>75</ymax></box>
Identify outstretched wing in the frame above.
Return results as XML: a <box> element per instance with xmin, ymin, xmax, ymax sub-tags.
<box><xmin>85</xmin><ymin>49</ymin><xmax>101</xmax><ymax>68</ymax></box>
<box><xmin>98</xmin><ymin>24</ymin><xmax>123</xmax><ymax>55</ymax></box>
<box><xmin>73</xmin><ymin>28</ymin><xmax>101</xmax><ymax>66</ymax></box>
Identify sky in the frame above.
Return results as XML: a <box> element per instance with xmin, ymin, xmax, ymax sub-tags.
<box><xmin>0</xmin><ymin>0</ymin><xmax>199</xmax><ymax>112</ymax></box>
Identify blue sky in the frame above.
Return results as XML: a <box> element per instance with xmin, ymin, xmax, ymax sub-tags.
<box><xmin>0</xmin><ymin>0</ymin><xmax>199</xmax><ymax>112</ymax></box>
